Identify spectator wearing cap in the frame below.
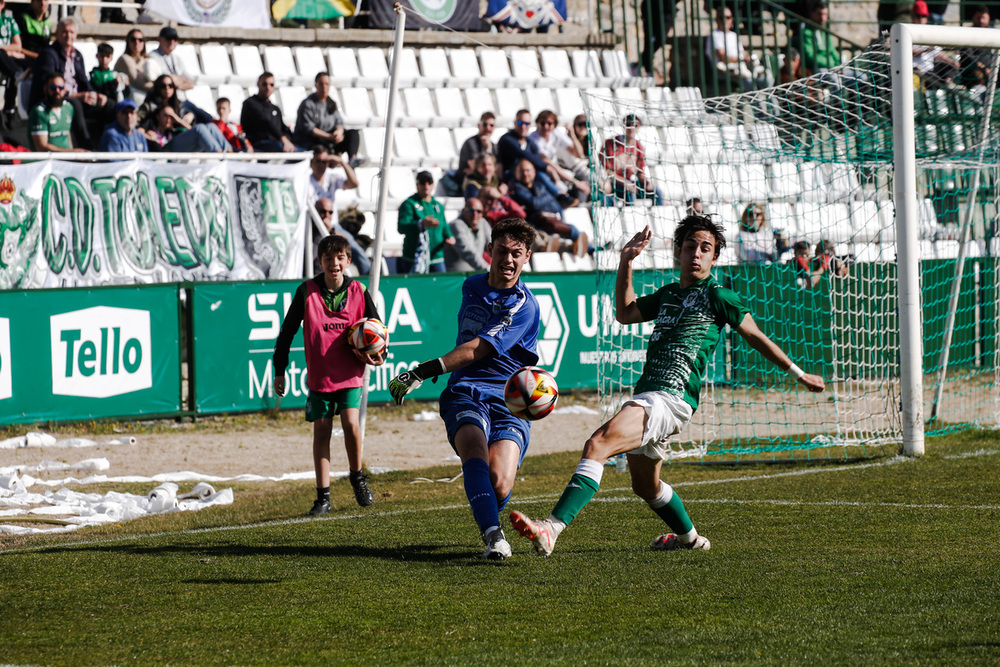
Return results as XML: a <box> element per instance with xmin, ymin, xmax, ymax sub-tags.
<box><xmin>99</xmin><ymin>98</ymin><xmax>147</xmax><ymax>152</ymax></box>
<box><xmin>911</xmin><ymin>0</ymin><xmax>958</xmax><ymax>87</ymax></box>
<box><xmin>600</xmin><ymin>114</ymin><xmax>662</xmax><ymax>205</ymax></box>
<box><xmin>144</xmin><ymin>26</ymin><xmax>214</xmax><ymax>124</ymax></box>
<box><xmin>397</xmin><ymin>171</ymin><xmax>455</xmax><ymax>274</ymax></box>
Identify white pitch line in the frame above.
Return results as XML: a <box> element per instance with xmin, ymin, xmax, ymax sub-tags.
<box><xmin>0</xmin><ymin>453</ymin><xmax>933</xmax><ymax>556</ymax></box>
<box><xmin>942</xmin><ymin>448</ymin><xmax>1000</xmax><ymax>459</ymax></box>
<box><xmin>585</xmin><ymin>496</ymin><xmax>1000</xmax><ymax>511</ymax></box>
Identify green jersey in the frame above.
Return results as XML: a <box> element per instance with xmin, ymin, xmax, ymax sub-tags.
<box><xmin>29</xmin><ymin>102</ymin><xmax>73</xmax><ymax>149</ymax></box>
<box><xmin>0</xmin><ymin>13</ymin><xmax>20</xmax><ymax>46</ymax></box>
<box><xmin>398</xmin><ymin>194</ymin><xmax>452</xmax><ymax>264</ymax></box>
<box><xmin>634</xmin><ymin>275</ymin><xmax>749</xmax><ymax>410</ymax></box>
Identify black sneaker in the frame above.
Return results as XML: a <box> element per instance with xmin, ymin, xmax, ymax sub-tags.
<box><xmin>307</xmin><ymin>498</ymin><xmax>332</xmax><ymax>516</ymax></box>
<box><xmin>349</xmin><ymin>471</ymin><xmax>374</xmax><ymax>507</ymax></box>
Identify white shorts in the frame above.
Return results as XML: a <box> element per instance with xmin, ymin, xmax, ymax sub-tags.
<box><xmin>625</xmin><ymin>391</ymin><xmax>694</xmax><ymax>460</ymax></box>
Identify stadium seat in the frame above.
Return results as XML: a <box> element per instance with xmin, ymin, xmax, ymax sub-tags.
<box><xmin>829</xmin><ymin>163</ymin><xmax>860</xmax><ymax>202</ymax></box>
<box><xmin>76</xmin><ymin>41</ymin><xmax>98</xmax><ymax>74</ymax></box>
<box><xmin>524</xmin><ymin>87</ymin><xmax>555</xmax><ymax>118</ymax></box>
<box><xmin>340</xmin><ymin>87</ymin><xmax>376</xmax><ymax>127</ymax></box>
<box><xmin>393</xmin><ymin>127</ymin><xmax>425</xmax><ymax>165</ymax></box>
<box><xmin>799</xmin><ymin>162</ymin><xmax>829</xmax><ymax>203</ymax></box>
<box><xmin>217</xmin><ymin>84</ymin><xmax>247</xmax><ymax>120</ymax></box>
<box><xmin>508</xmin><ymin>47</ymin><xmax>543</xmax><ymax>86</ymax></box>
<box><xmin>531</xmin><ymin>252</ymin><xmax>564</xmax><ymax>272</ymax></box>
<box><xmin>353</xmin><ymin>167</ymin><xmax>380</xmax><ymax>202</ymax></box>
<box><xmin>718</xmin><ymin>124</ymin><xmax>752</xmax><ymax>162</ymax></box>
<box><xmin>767</xmin><ymin>202</ymin><xmax>797</xmax><ymax>238</ymax></box>
<box><xmin>108</xmin><ymin>39</ymin><xmax>125</xmax><ymax>64</ymax></box>
<box><xmin>570</xmin><ymin>50</ymin><xmax>609</xmax><ymax>86</ymax></box>
<box><xmin>650</xmin><ymin>205</ymin><xmax>681</xmax><ymax>246</ymax></box>
<box><xmin>380</xmin><ymin>210</ymin><xmax>404</xmax><ymax>257</ymax></box>
<box><xmin>620</xmin><ymin>206</ymin><xmax>650</xmax><ymax>240</ymax></box>
<box><xmin>422</xmin><ymin>127</ymin><xmax>457</xmax><ymax>167</ymax></box>
<box><xmin>358</xmin><ymin>47</ymin><xmax>390</xmax><ymax>86</ymax></box>
<box><xmin>495</xmin><ymin>88</ymin><xmax>525</xmax><ymax>122</ymax></box>
<box><xmin>877</xmin><ymin>200</ymin><xmax>896</xmax><ymax>242</ymax></box>
<box><xmin>661</xmin><ymin>127</ymin><xmax>693</xmax><ymax>164</ymax></box>
<box><xmin>199</xmin><ymin>44</ymin><xmax>234</xmax><ymax>85</ymax></box>
<box><xmin>600</xmin><ymin>49</ymin><xmax>631</xmax><ymax>82</ymax></box>
<box><xmin>371</xmin><ymin>87</ymin><xmax>390</xmax><ymax>120</ymax></box>
<box><xmin>585</xmin><ymin>86</ymin><xmax>615</xmax><ymax>126</ymax></box>
<box><xmin>821</xmin><ymin>203</ymin><xmax>852</xmax><ymax>244</ymax></box>
<box><xmin>709</xmin><ymin>203</ymin><xmax>739</xmax><ymax>230</ymax></box>
<box><xmin>613</xmin><ymin>87</ymin><xmax>644</xmax><ymax>105</ymax></box>
<box><xmin>294</xmin><ymin>46</ymin><xmax>328</xmax><ymax>84</ymax></box>
<box><xmin>654</xmin><ymin>164</ymin><xmax>686</xmax><ymax>202</ymax></box>
<box><xmin>327</xmin><ymin>48</ymin><xmax>363</xmax><ymax>87</ymax></box>
<box><xmin>186</xmin><ymin>85</ymin><xmax>217</xmax><ymax>119</ymax></box>
<box><xmin>448</xmin><ymin>48</ymin><xmax>482</xmax><ymax>86</ymax></box>
<box><xmin>433</xmin><ymin>88</ymin><xmax>468</xmax><ymax>127</ymax></box>
<box><xmin>393</xmin><ymin>47</ymin><xmax>422</xmax><ymax>86</ymax></box>
<box><xmin>419</xmin><ymin>48</ymin><xmax>453</xmax><ymax>85</ymax></box>
<box><xmin>539</xmin><ymin>49</ymin><xmax>579</xmax><ymax>85</ymax></box>
<box><xmin>478</xmin><ymin>48</ymin><xmax>512</xmax><ymax>87</ymax></box>
<box><xmin>360</xmin><ymin>127</ymin><xmax>386</xmax><ymax>160</ymax></box>
<box><xmin>388</xmin><ymin>166</ymin><xmax>415</xmax><ymax>199</ymax></box>
<box><xmin>635</xmin><ymin>125</ymin><xmax>661</xmax><ymax>162</ymax></box>
<box><xmin>554</xmin><ymin>87</ymin><xmax>585</xmax><ymax>120</ymax></box>
<box><xmin>682</xmin><ymin>164</ymin><xmax>714</xmax><ymax>201</ymax></box>
<box><xmin>174</xmin><ymin>43</ymin><xmax>203</xmax><ymax>79</ymax></box>
<box><xmin>712</xmin><ymin>164</ymin><xmax>739</xmax><ymax>202</ymax></box>
<box><xmin>276</xmin><ymin>86</ymin><xmax>307</xmax><ymax>128</ymax></box>
<box><xmin>563</xmin><ymin>207</ymin><xmax>595</xmax><ymax>241</ymax></box>
<box><xmin>689</xmin><ymin>125</ymin><xmax>724</xmax><ymax>164</ymax></box>
<box><xmin>232</xmin><ymin>45</ymin><xmax>265</xmax><ymax>84</ymax></box>
<box><xmin>465</xmin><ymin>87</ymin><xmax>496</xmax><ymax>119</ymax></box>
<box><xmin>563</xmin><ymin>252</ymin><xmax>594</xmax><ymax>271</ymax></box>
<box><xmin>851</xmin><ymin>200</ymin><xmax>881</xmax><ymax>243</ymax></box>
<box><xmin>401</xmin><ymin>87</ymin><xmax>434</xmax><ymax>127</ymax></box>
<box><xmin>749</xmin><ymin>123</ymin><xmax>781</xmax><ymax>151</ymax></box>
<box><xmin>263</xmin><ymin>45</ymin><xmax>299</xmax><ymax>85</ymax></box>
<box><xmin>739</xmin><ymin>163</ymin><xmax>769</xmax><ymax>202</ymax></box>
<box><xmin>770</xmin><ymin>162</ymin><xmax>803</xmax><ymax>199</ymax></box>
<box><xmin>797</xmin><ymin>202</ymin><xmax>822</xmax><ymax>241</ymax></box>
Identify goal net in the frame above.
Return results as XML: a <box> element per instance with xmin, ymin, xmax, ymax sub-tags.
<box><xmin>585</xmin><ymin>32</ymin><xmax>1000</xmax><ymax>461</ymax></box>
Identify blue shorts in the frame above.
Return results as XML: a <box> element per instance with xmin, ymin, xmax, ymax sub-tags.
<box><xmin>439</xmin><ymin>383</ymin><xmax>531</xmax><ymax>466</ymax></box>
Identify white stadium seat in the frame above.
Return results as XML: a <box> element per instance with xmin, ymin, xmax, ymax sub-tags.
<box><xmin>448</xmin><ymin>48</ymin><xmax>482</xmax><ymax>85</ymax></box>
<box><xmin>661</xmin><ymin>127</ymin><xmax>693</xmax><ymax>164</ymax></box>
<box><xmin>327</xmin><ymin>48</ymin><xmax>362</xmax><ymax>86</ymax></box>
<box><xmin>294</xmin><ymin>46</ymin><xmax>328</xmax><ymax>84</ymax></box>
<box><xmin>393</xmin><ymin>47</ymin><xmax>421</xmax><ymax>86</ymax></box>
<box><xmin>712</xmin><ymin>164</ymin><xmax>740</xmax><ymax>202</ymax></box>
<box><xmin>690</xmin><ymin>126</ymin><xmax>724</xmax><ymax>163</ymax></box>
<box><xmin>478</xmin><ymin>48</ymin><xmax>512</xmax><ymax>87</ymax></box>
<box><xmin>682</xmin><ymin>164</ymin><xmax>715</xmax><ymax>202</ymax></box>
<box><xmin>76</xmin><ymin>41</ymin><xmax>98</xmax><ymax>74</ymax></box>
<box><xmin>508</xmin><ymin>47</ymin><xmax>543</xmax><ymax>86</ymax></box>
<box><xmin>601</xmin><ymin>49</ymin><xmax>631</xmax><ymax>81</ymax></box>
<box><xmin>360</xmin><ymin>127</ymin><xmax>386</xmax><ymax>159</ymax></box>
<box><xmin>433</xmin><ymin>88</ymin><xmax>468</xmax><ymax>127</ymax></box>
<box><xmin>174</xmin><ymin>43</ymin><xmax>203</xmax><ymax>77</ymax></box>
<box><xmin>263</xmin><ymin>45</ymin><xmax>299</xmax><ymax>85</ymax></box>
<box><xmin>739</xmin><ymin>163</ymin><xmax>769</xmax><ymax>202</ymax></box>
<box><xmin>422</xmin><ymin>127</ymin><xmax>457</xmax><ymax>167</ymax></box>
<box><xmin>186</xmin><ymin>85</ymin><xmax>217</xmax><ymax>118</ymax></box>
<box><xmin>524</xmin><ymin>87</ymin><xmax>555</xmax><ymax>118</ymax></box>
<box><xmin>357</xmin><ymin>47</ymin><xmax>390</xmax><ymax>85</ymax></box>
<box><xmin>371</xmin><ymin>87</ymin><xmax>390</xmax><ymax>119</ymax></box>
<box><xmin>464</xmin><ymin>88</ymin><xmax>496</xmax><ymax>118</ymax></box>
<box><xmin>393</xmin><ymin>127</ymin><xmax>425</xmax><ymax>165</ymax></box>
<box><xmin>539</xmin><ymin>49</ymin><xmax>576</xmax><ymax>84</ymax></box>
<box><xmin>353</xmin><ymin>167</ymin><xmax>380</xmax><ymax>202</ymax></box>
<box><xmin>554</xmin><ymin>87</ymin><xmax>585</xmax><ymax>120</ymax></box>
<box><xmin>419</xmin><ymin>48</ymin><xmax>452</xmax><ymax>85</ymax></box>
<box><xmin>199</xmin><ymin>44</ymin><xmax>234</xmax><ymax>85</ymax></box>
<box><xmin>339</xmin><ymin>88</ymin><xmax>376</xmax><ymax>127</ymax></box>
<box><xmin>232</xmin><ymin>45</ymin><xmax>264</xmax><ymax>84</ymax></box>
<box><xmin>531</xmin><ymin>252</ymin><xmax>564</xmax><ymax>272</ymax></box>
<box><xmin>275</xmin><ymin>86</ymin><xmax>307</xmax><ymax>128</ymax></box>
<box><xmin>570</xmin><ymin>50</ymin><xmax>605</xmax><ymax>82</ymax></box>
<box><xmin>770</xmin><ymin>162</ymin><xmax>803</xmax><ymax>199</ymax></box>
<box><xmin>494</xmin><ymin>88</ymin><xmax>525</xmax><ymax>122</ymax></box>
<box><xmin>388</xmin><ymin>166</ymin><xmax>415</xmax><ymax>199</ymax></box>
<box><xmin>401</xmin><ymin>87</ymin><xmax>434</xmax><ymax>127</ymax></box>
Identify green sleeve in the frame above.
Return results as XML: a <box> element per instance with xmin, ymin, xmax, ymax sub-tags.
<box><xmin>635</xmin><ymin>287</ymin><xmax>666</xmax><ymax>322</ymax></box>
<box><xmin>710</xmin><ymin>286</ymin><xmax>750</xmax><ymax>329</ymax></box>
<box><xmin>28</xmin><ymin>106</ymin><xmax>45</xmax><ymax>135</ymax></box>
<box><xmin>802</xmin><ymin>28</ymin><xmax>819</xmax><ymax>70</ymax></box>
<box><xmin>397</xmin><ymin>198</ymin><xmax>419</xmax><ymax>233</ymax></box>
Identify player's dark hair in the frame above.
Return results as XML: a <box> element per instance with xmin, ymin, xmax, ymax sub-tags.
<box><xmin>318</xmin><ymin>234</ymin><xmax>351</xmax><ymax>260</ymax></box>
<box><xmin>491</xmin><ymin>217</ymin><xmax>536</xmax><ymax>252</ymax></box>
<box><xmin>673</xmin><ymin>214</ymin><xmax>726</xmax><ymax>259</ymax></box>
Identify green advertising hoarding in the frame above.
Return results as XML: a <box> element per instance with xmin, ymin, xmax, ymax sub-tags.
<box><xmin>190</xmin><ymin>272</ymin><xmax>604</xmax><ymax>414</ymax></box>
<box><xmin>0</xmin><ymin>284</ymin><xmax>182</xmax><ymax>424</ymax></box>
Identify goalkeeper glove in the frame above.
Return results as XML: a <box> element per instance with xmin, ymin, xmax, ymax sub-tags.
<box><xmin>388</xmin><ymin>358</ymin><xmax>447</xmax><ymax>405</ymax></box>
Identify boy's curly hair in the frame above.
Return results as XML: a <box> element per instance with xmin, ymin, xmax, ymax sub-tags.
<box><xmin>491</xmin><ymin>217</ymin><xmax>537</xmax><ymax>252</ymax></box>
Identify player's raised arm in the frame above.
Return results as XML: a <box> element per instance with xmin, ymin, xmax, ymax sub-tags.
<box><xmin>616</xmin><ymin>225</ymin><xmax>652</xmax><ymax>325</ymax></box>
<box><xmin>388</xmin><ymin>337</ymin><xmax>495</xmax><ymax>405</ymax></box>
<box><xmin>735</xmin><ymin>313</ymin><xmax>825</xmax><ymax>392</ymax></box>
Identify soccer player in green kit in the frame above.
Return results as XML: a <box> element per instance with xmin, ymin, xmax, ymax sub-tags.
<box><xmin>511</xmin><ymin>215</ymin><xmax>826</xmax><ymax>555</ymax></box>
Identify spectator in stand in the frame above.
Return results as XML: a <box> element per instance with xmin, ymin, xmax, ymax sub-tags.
<box><xmin>685</xmin><ymin>197</ymin><xmax>703</xmax><ymax>216</ymax></box>
<box><xmin>706</xmin><ymin>5</ymin><xmax>756</xmax><ymax>92</ymax></box>
<box><xmin>509</xmin><ymin>158</ymin><xmax>587</xmax><ymax>258</ymax></box>
<box><xmin>138</xmin><ymin>75</ymin><xmax>192</xmax><ymax>130</ymax></box>
<box><xmin>99</xmin><ymin>98</ymin><xmax>146</xmax><ymax>152</ymax></box>
<box><xmin>213</xmin><ymin>97</ymin><xmax>251</xmax><ymax>151</ymax></box>
<box><xmin>309</xmin><ymin>146</ymin><xmax>363</xmax><ymax>272</ymax></box>
<box><xmin>479</xmin><ymin>185</ymin><xmax>527</xmax><ymax>228</ymax></box>
<box><xmin>735</xmin><ymin>203</ymin><xmax>790</xmax><ymax>263</ymax></box>
<box><xmin>293</xmin><ymin>71</ymin><xmax>361</xmax><ymax>166</ymax></box>
<box><xmin>497</xmin><ymin>109</ymin><xmax>569</xmax><ymax>203</ymax></box>
<box><xmin>0</xmin><ymin>0</ymin><xmax>27</xmax><ymax>126</ymax></box>
<box><xmin>960</xmin><ymin>5</ymin><xmax>994</xmax><ymax>98</ymax></box>
<box><xmin>141</xmin><ymin>102</ymin><xmax>228</xmax><ymax>153</ymax></box>
<box><xmin>90</xmin><ymin>42</ymin><xmax>125</xmax><ymax>105</ymax></box>
<box><xmin>143</xmin><ymin>26</ymin><xmax>214</xmax><ymax>123</ymax></box>
<box><xmin>812</xmin><ymin>239</ymin><xmax>848</xmax><ymax>279</ymax></box>
<box><xmin>459</xmin><ymin>112</ymin><xmax>497</xmax><ymax>176</ymax></box>
<box><xmin>445</xmin><ymin>198</ymin><xmax>491</xmax><ymax>273</ymax></box>
<box><xmin>30</xmin><ymin>17</ymin><xmax>104</xmax><ymax>149</ymax></box>
<box><xmin>557</xmin><ymin>114</ymin><xmax>591</xmax><ymax>184</ymax></box>
<box><xmin>313</xmin><ymin>197</ymin><xmax>371</xmax><ymax>276</ymax></box>
<box><xmin>601</xmin><ymin>113</ymin><xmax>663</xmax><ymax>205</ymax></box>
<box><xmin>114</xmin><ymin>29</ymin><xmax>153</xmax><ymax>105</ymax></box>
<box><xmin>397</xmin><ymin>170</ymin><xmax>455</xmax><ymax>274</ymax></box>
<box><xmin>29</xmin><ymin>73</ymin><xmax>85</xmax><ymax>152</ymax></box>
<box><xmin>911</xmin><ymin>0</ymin><xmax>958</xmax><ymax>88</ymax></box>
<box><xmin>796</xmin><ymin>0</ymin><xmax>841</xmax><ymax>75</ymax></box>
<box><xmin>792</xmin><ymin>241</ymin><xmax>821</xmax><ymax>287</ymax></box>
<box><xmin>463</xmin><ymin>153</ymin><xmax>505</xmax><ymax>200</ymax></box>
<box><xmin>639</xmin><ymin>0</ymin><xmax>675</xmax><ymax>78</ymax></box>
<box><xmin>242</xmin><ymin>71</ymin><xmax>298</xmax><ymax>153</ymax></box>
<box><xmin>779</xmin><ymin>47</ymin><xmax>802</xmax><ymax>84</ymax></box>
<box><xmin>14</xmin><ymin>0</ymin><xmax>51</xmax><ymax>59</ymax></box>
<box><xmin>529</xmin><ymin>109</ymin><xmax>588</xmax><ymax>205</ymax></box>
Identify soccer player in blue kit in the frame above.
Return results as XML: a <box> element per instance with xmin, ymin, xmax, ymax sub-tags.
<box><xmin>389</xmin><ymin>217</ymin><xmax>540</xmax><ymax>561</ymax></box>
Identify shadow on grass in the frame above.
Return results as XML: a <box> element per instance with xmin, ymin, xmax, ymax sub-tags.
<box><xmin>33</xmin><ymin>542</ymin><xmax>501</xmax><ymax>564</ymax></box>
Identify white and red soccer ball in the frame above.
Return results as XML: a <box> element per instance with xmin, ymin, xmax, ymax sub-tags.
<box><xmin>348</xmin><ymin>318</ymin><xmax>389</xmax><ymax>355</ymax></box>
<box><xmin>504</xmin><ymin>366</ymin><xmax>559</xmax><ymax>420</ymax></box>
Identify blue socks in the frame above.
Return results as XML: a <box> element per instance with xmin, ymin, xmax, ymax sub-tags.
<box><xmin>462</xmin><ymin>458</ymin><xmax>499</xmax><ymax>534</ymax></box>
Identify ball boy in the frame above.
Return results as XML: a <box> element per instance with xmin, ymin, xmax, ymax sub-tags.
<box><xmin>388</xmin><ymin>217</ymin><xmax>540</xmax><ymax>561</ymax></box>
<box><xmin>511</xmin><ymin>216</ymin><xmax>826</xmax><ymax>555</ymax></box>
<box><xmin>273</xmin><ymin>235</ymin><xmax>385</xmax><ymax>515</ymax></box>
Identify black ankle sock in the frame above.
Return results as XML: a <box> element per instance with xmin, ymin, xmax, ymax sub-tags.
<box><xmin>317</xmin><ymin>487</ymin><xmax>330</xmax><ymax>502</ymax></box>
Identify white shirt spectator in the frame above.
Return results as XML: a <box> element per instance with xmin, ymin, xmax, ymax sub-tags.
<box><xmin>144</xmin><ymin>47</ymin><xmax>191</xmax><ymax>100</ymax></box>
<box><xmin>311</xmin><ymin>168</ymin><xmax>349</xmax><ymax>226</ymax></box>
<box><xmin>528</xmin><ymin>127</ymin><xmax>573</xmax><ymax>163</ymax></box>
<box><xmin>706</xmin><ymin>29</ymin><xmax>745</xmax><ymax>65</ymax></box>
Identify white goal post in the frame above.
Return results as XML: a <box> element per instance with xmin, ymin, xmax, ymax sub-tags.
<box><xmin>891</xmin><ymin>23</ymin><xmax>1000</xmax><ymax>457</ymax></box>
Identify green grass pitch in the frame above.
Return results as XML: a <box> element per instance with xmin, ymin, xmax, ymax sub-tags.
<box><xmin>1</xmin><ymin>431</ymin><xmax>999</xmax><ymax>665</ymax></box>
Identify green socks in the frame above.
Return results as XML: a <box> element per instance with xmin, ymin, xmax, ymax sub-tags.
<box><xmin>648</xmin><ymin>482</ymin><xmax>695</xmax><ymax>537</ymax></box>
<box><xmin>551</xmin><ymin>459</ymin><xmax>604</xmax><ymax>526</ymax></box>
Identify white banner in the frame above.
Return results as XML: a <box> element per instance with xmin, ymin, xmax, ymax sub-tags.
<box><xmin>0</xmin><ymin>159</ymin><xmax>310</xmax><ymax>289</ymax></box>
<box><xmin>144</xmin><ymin>0</ymin><xmax>272</xmax><ymax>29</ymax></box>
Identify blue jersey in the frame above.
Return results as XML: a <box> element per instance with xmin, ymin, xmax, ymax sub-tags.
<box><xmin>448</xmin><ymin>273</ymin><xmax>540</xmax><ymax>390</ymax></box>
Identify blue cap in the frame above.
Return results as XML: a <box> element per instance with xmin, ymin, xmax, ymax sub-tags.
<box><xmin>115</xmin><ymin>99</ymin><xmax>137</xmax><ymax>113</ymax></box>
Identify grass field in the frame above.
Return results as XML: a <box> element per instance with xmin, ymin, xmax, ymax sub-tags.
<box><xmin>2</xmin><ymin>430</ymin><xmax>999</xmax><ymax>665</ymax></box>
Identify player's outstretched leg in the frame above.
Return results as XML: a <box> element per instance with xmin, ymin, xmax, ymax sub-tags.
<box><xmin>646</xmin><ymin>479</ymin><xmax>710</xmax><ymax>551</ymax></box>
<box><xmin>510</xmin><ymin>458</ymin><xmax>604</xmax><ymax>556</ymax></box>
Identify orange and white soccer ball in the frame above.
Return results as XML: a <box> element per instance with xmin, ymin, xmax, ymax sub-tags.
<box><xmin>504</xmin><ymin>366</ymin><xmax>559</xmax><ymax>421</ymax></box>
<box><xmin>348</xmin><ymin>318</ymin><xmax>389</xmax><ymax>355</ymax></box>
